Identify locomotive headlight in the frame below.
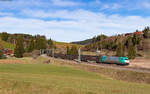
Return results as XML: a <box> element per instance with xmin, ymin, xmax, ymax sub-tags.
<box><xmin>125</xmin><ymin>60</ymin><xmax>130</xmax><ymax>64</ymax></box>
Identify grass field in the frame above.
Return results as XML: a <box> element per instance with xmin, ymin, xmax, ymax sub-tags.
<box><xmin>0</xmin><ymin>57</ymin><xmax>150</xmax><ymax>94</ymax></box>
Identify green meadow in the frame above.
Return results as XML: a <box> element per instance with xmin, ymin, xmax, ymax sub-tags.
<box><xmin>0</xmin><ymin>63</ymin><xmax>150</xmax><ymax>94</ymax></box>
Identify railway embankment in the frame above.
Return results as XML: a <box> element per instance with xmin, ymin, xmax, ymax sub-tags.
<box><xmin>48</xmin><ymin>56</ymin><xmax>150</xmax><ymax>84</ymax></box>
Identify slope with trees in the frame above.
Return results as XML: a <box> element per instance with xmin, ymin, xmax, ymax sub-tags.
<box><xmin>83</xmin><ymin>26</ymin><xmax>150</xmax><ymax>59</ymax></box>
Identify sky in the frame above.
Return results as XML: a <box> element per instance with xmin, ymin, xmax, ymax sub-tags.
<box><xmin>0</xmin><ymin>0</ymin><xmax>150</xmax><ymax>42</ymax></box>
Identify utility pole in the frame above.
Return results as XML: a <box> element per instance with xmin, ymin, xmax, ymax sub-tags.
<box><xmin>100</xmin><ymin>34</ymin><xmax>103</xmax><ymax>52</ymax></box>
<box><xmin>78</xmin><ymin>48</ymin><xmax>81</xmax><ymax>64</ymax></box>
<box><xmin>96</xmin><ymin>48</ymin><xmax>100</xmax><ymax>56</ymax></box>
<box><xmin>47</xmin><ymin>49</ymin><xmax>51</xmax><ymax>56</ymax></box>
<box><xmin>52</xmin><ymin>48</ymin><xmax>54</xmax><ymax>58</ymax></box>
<box><xmin>40</xmin><ymin>49</ymin><xmax>44</xmax><ymax>55</ymax></box>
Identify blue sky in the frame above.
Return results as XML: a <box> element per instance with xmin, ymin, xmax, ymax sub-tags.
<box><xmin>0</xmin><ymin>0</ymin><xmax>150</xmax><ymax>42</ymax></box>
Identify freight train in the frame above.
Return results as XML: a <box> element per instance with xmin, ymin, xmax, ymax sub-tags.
<box><xmin>49</xmin><ymin>53</ymin><xmax>130</xmax><ymax>65</ymax></box>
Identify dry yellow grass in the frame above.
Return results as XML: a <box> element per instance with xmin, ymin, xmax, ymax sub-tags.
<box><xmin>0</xmin><ymin>56</ymin><xmax>49</xmax><ymax>64</ymax></box>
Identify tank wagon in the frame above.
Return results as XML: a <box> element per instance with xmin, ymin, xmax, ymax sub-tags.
<box><xmin>100</xmin><ymin>56</ymin><xmax>130</xmax><ymax>65</ymax></box>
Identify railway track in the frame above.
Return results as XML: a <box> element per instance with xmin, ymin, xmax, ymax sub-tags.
<box><xmin>47</xmin><ymin>53</ymin><xmax>150</xmax><ymax>73</ymax></box>
<box><xmin>82</xmin><ymin>61</ymin><xmax>150</xmax><ymax>73</ymax></box>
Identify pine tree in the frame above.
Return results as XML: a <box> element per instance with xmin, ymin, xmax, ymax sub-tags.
<box><xmin>70</xmin><ymin>46</ymin><xmax>78</xmax><ymax>55</ymax></box>
<box><xmin>0</xmin><ymin>32</ymin><xmax>9</xmax><ymax>41</ymax></box>
<box><xmin>128</xmin><ymin>43</ymin><xmax>136</xmax><ymax>59</ymax></box>
<box><xmin>67</xmin><ymin>46</ymin><xmax>78</xmax><ymax>55</ymax></box>
<box><xmin>132</xmin><ymin>33</ymin><xmax>141</xmax><ymax>45</ymax></box>
<box><xmin>27</xmin><ymin>39</ymin><xmax>35</xmax><ymax>52</ymax></box>
<box><xmin>35</xmin><ymin>36</ymin><xmax>47</xmax><ymax>50</ymax></box>
<box><xmin>66</xmin><ymin>46</ymin><xmax>70</xmax><ymax>55</ymax></box>
<box><xmin>132</xmin><ymin>34</ymin><xmax>137</xmax><ymax>46</ymax></box>
<box><xmin>92</xmin><ymin>36</ymin><xmax>97</xmax><ymax>43</ymax></box>
<box><xmin>48</xmin><ymin>39</ymin><xmax>55</xmax><ymax>48</ymax></box>
<box><xmin>0</xmin><ymin>50</ymin><xmax>3</xmax><ymax>59</ymax></box>
<box><xmin>116</xmin><ymin>42</ymin><xmax>124</xmax><ymax>57</ymax></box>
<box><xmin>14</xmin><ymin>35</ymin><xmax>24</xmax><ymax>58</ymax></box>
<box><xmin>143</xmin><ymin>27</ymin><xmax>150</xmax><ymax>38</ymax></box>
<box><xmin>0</xmin><ymin>43</ymin><xmax>4</xmax><ymax>59</ymax></box>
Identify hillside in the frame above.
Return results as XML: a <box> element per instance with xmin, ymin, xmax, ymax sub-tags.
<box><xmin>0</xmin><ymin>32</ymin><xmax>83</xmax><ymax>51</ymax></box>
<box><xmin>0</xmin><ymin>39</ymin><xmax>15</xmax><ymax>50</ymax></box>
<box><xmin>53</xmin><ymin>41</ymin><xmax>84</xmax><ymax>54</ymax></box>
<box><xmin>54</xmin><ymin>41</ymin><xmax>84</xmax><ymax>48</ymax></box>
<box><xmin>72</xmin><ymin>39</ymin><xmax>92</xmax><ymax>45</ymax></box>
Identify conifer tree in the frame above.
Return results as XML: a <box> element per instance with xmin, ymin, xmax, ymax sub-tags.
<box><xmin>0</xmin><ymin>43</ymin><xmax>3</xmax><ymax>59</ymax></box>
<box><xmin>70</xmin><ymin>46</ymin><xmax>78</xmax><ymax>55</ymax></box>
<box><xmin>66</xmin><ymin>46</ymin><xmax>70</xmax><ymax>55</ymax></box>
<box><xmin>48</xmin><ymin>39</ymin><xmax>55</xmax><ymax>49</ymax></box>
<box><xmin>128</xmin><ymin>43</ymin><xmax>136</xmax><ymax>59</ymax></box>
<box><xmin>132</xmin><ymin>34</ymin><xmax>141</xmax><ymax>45</ymax></box>
<box><xmin>67</xmin><ymin>46</ymin><xmax>78</xmax><ymax>55</ymax></box>
<box><xmin>116</xmin><ymin>42</ymin><xmax>124</xmax><ymax>57</ymax></box>
<box><xmin>0</xmin><ymin>50</ymin><xmax>3</xmax><ymax>59</ymax></box>
<box><xmin>27</xmin><ymin>39</ymin><xmax>35</xmax><ymax>52</ymax></box>
<box><xmin>35</xmin><ymin>36</ymin><xmax>47</xmax><ymax>50</ymax></box>
<box><xmin>143</xmin><ymin>27</ymin><xmax>150</xmax><ymax>38</ymax></box>
<box><xmin>14</xmin><ymin>35</ymin><xmax>24</xmax><ymax>58</ymax></box>
<box><xmin>0</xmin><ymin>32</ymin><xmax>9</xmax><ymax>41</ymax></box>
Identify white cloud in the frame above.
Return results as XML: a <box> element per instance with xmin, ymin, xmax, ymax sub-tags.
<box><xmin>21</xmin><ymin>9</ymin><xmax>105</xmax><ymax>21</ymax></box>
<box><xmin>100</xmin><ymin>3</ymin><xmax>122</xmax><ymax>10</ymax></box>
<box><xmin>0</xmin><ymin>9</ymin><xmax>150</xmax><ymax>42</ymax></box>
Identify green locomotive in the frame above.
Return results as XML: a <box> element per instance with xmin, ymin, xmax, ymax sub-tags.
<box><xmin>101</xmin><ymin>56</ymin><xmax>130</xmax><ymax>65</ymax></box>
